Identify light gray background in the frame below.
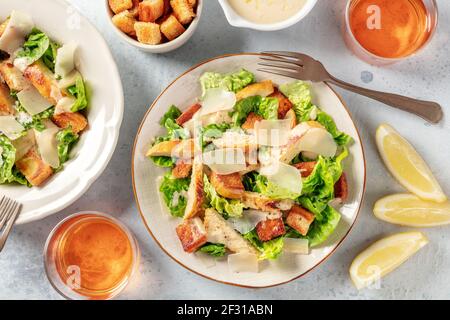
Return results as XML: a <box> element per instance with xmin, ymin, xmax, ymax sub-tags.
<box><xmin>1</xmin><ymin>0</ymin><xmax>449</xmax><ymax>300</ymax></box>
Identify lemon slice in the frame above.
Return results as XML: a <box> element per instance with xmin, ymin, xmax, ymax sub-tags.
<box><xmin>374</xmin><ymin>193</ymin><xmax>450</xmax><ymax>227</ymax></box>
<box><xmin>350</xmin><ymin>231</ymin><xmax>428</xmax><ymax>290</ymax></box>
<box><xmin>376</xmin><ymin>124</ymin><xmax>447</xmax><ymax>203</ymax></box>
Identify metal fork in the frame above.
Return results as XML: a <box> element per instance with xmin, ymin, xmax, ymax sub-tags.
<box><xmin>258</xmin><ymin>51</ymin><xmax>443</xmax><ymax>123</ymax></box>
<box><xmin>0</xmin><ymin>196</ymin><xmax>22</xmax><ymax>252</ymax></box>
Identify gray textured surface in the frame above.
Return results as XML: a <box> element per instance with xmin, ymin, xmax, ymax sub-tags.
<box><xmin>1</xmin><ymin>0</ymin><xmax>449</xmax><ymax>300</ymax></box>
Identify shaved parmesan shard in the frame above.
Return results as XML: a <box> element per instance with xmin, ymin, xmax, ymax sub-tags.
<box><xmin>298</xmin><ymin>128</ymin><xmax>337</xmax><ymax>158</ymax></box>
<box><xmin>13</xmin><ymin>57</ymin><xmax>29</xmax><ymax>73</ymax></box>
<box><xmin>55</xmin><ymin>42</ymin><xmax>77</xmax><ymax>78</ymax></box>
<box><xmin>55</xmin><ymin>96</ymin><xmax>76</xmax><ymax>115</ymax></box>
<box><xmin>283</xmin><ymin>238</ymin><xmax>309</xmax><ymax>254</ymax></box>
<box><xmin>228</xmin><ymin>253</ymin><xmax>259</xmax><ymax>273</ymax></box>
<box><xmin>12</xmin><ymin>129</ymin><xmax>35</xmax><ymax>160</ymax></box>
<box><xmin>0</xmin><ymin>116</ymin><xmax>25</xmax><ymax>140</ymax></box>
<box><xmin>200</xmin><ymin>88</ymin><xmax>236</xmax><ymax>116</ymax></box>
<box><xmin>34</xmin><ymin>124</ymin><xmax>60</xmax><ymax>168</ymax></box>
<box><xmin>0</xmin><ymin>11</ymin><xmax>34</xmax><ymax>54</ymax></box>
<box><xmin>58</xmin><ymin>70</ymin><xmax>81</xmax><ymax>89</ymax></box>
<box><xmin>17</xmin><ymin>86</ymin><xmax>53</xmax><ymax>116</ymax></box>
<box><xmin>202</xmin><ymin>148</ymin><xmax>247</xmax><ymax>175</ymax></box>
<box><xmin>261</xmin><ymin>162</ymin><xmax>302</xmax><ymax>195</ymax></box>
<box><xmin>254</xmin><ymin>119</ymin><xmax>291</xmax><ymax>147</ymax></box>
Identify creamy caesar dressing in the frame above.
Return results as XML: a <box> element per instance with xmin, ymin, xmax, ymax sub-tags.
<box><xmin>228</xmin><ymin>0</ymin><xmax>307</xmax><ymax>24</ymax></box>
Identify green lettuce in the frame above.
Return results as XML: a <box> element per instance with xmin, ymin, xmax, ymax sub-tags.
<box><xmin>243</xmin><ymin>229</ymin><xmax>284</xmax><ymax>260</ymax></box>
<box><xmin>199</xmin><ymin>243</ymin><xmax>226</xmax><ymax>257</ymax></box>
<box><xmin>204</xmin><ymin>175</ymin><xmax>245</xmax><ymax>219</ymax></box>
<box><xmin>16</xmin><ymin>104</ymin><xmax>54</xmax><ymax>132</ymax></box>
<box><xmin>307</xmin><ymin>205</ymin><xmax>341</xmax><ymax>247</ymax></box>
<box><xmin>254</xmin><ymin>174</ymin><xmax>300</xmax><ymax>200</ymax></box>
<box><xmin>159</xmin><ymin>105</ymin><xmax>181</xmax><ymax>126</ymax></box>
<box><xmin>280</xmin><ymin>80</ymin><xmax>352</xmax><ymax>146</ymax></box>
<box><xmin>256</xmin><ymin>97</ymin><xmax>278</xmax><ymax>120</ymax></box>
<box><xmin>16</xmin><ymin>29</ymin><xmax>50</xmax><ymax>66</ymax></box>
<box><xmin>231</xmin><ymin>96</ymin><xmax>262</xmax><ymax>126</ymax></box>
<box><xmin>200</xmin><ymin>69</ymin><xmax>255</xmax><ymax>95</ymax></box>
<box><xmin>159</xmin><ymin>171</ymin><xmax>190</xmax><ymax>217</ymax></box>
<box><xmin>56</xmin><ymin>127</ymin><xmax>79</xmax><ymax>167</ymax></box>
<box><xmin>298</xmin><ymin>148</ymin><xmax>348</xmax><ymax>218</ymax></box>
<box><xmin>67</xmin><ymin>76</ymin><xmax>88</xmax><ymax>112</ymax></box>
<box><xmin>0</xmin><ymin>136</ymin><xmax>29</xmax><ymax>186</ymax></box>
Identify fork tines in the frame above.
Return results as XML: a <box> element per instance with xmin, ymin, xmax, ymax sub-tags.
<box><xmin>0</xmin><ymin>196</ymin><xmax>22</xmax><ymax>252</ymax></box>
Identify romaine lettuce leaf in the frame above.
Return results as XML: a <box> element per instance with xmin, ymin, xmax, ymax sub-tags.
<box><xmin>230</xmin><ymin>95</ymin><xmax>262</xmax><ymax>126</ymax></box>
<box><xmin>16</xmin><ymin>28</ymin><xmax>50</xmax><ymax>66</ymax></box>
<box><xmin>15</xmin><ymin>104</ymin><xmax>54</xmax><ymax>132</ymax></box>
<box><xmin>306</xmin><ymin>205</ymin><xmax>341</xmax><ymax>247</ymax></box>
<box><xmin>200</xmin><ymin>69</ymin><xmax>255</xmax><ymax>95</ymax></box>
<box><xmin>0</xmin><ymin>135</ymin><xmax>29</xmax><ymax>186</ymax></box>
<box><xmin>159</xmin><ymin>171</ymin><xmax>190</xmax><ymax>217</ymax></box>
<box><xmin>67</xmin><ymin>76</ymin><xmax>88</xmax><ymax>112</ymax></box>
<box><xmin>243</xmin><ymin>229</ymin><xmax>284</xmax><ymax>260</ymax></box>
<box><xmin>280</xmin><ymin>80</ymin><xmax>352</xmax><ymax>146</ymax></box>
<box><xmin>204</xmin><ymin>174</ymin><xmax>245</xmax><ymax>219</ymax></box>
<box><xmin>256</xmin><ymin>97</ymin><xmax>278</xmax><ymax>120</ymax></box>
<box><xmin>254</xmin><ymin>174</ymin><xmax>300</xmax><ymax>200</ymax></box>
<box><xmin>199</xmin><ymin>243</ymin><xmax>226</xmax><ymax>257</ymax></box>
<box><xmin>56</xmin><ymin>127</ymin><xmax>79</xmax><ymax>167</ymax></box>
<box><xmin>159</xmin><ymin>105</ymin><xmax>182</xmax><ymax>126</ymax></box>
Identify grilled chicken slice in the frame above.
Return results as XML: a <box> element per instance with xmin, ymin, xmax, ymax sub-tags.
<box><xmin>284</xmin><ymin>108</ymin><xmax>297</xmax><ymax>129</ymax></box>
<box><xmin>286</xmin><ymin>205</ymin><xmax>315</xmax><ymax>236</ymax></box>
<box><xmin>172</xmin><ymin>160</ymin><xmax>192</xmax><ymax>179</ymax></box>
<box><xmin>15</xmin><ymin>148</ymin><xmax>53</xmax><ymax>186</ymax></box>
<box><xmin>175</xmin><ymin>217</ymin><xmax>207</xmax><ymax>253</ymax></box>
<box><xmin>0</xmin><ymin>82</ymin><xmax>15</xmax><ymax>115</ymax></box>
<box><xmin>146</xmin><ymin>140</ymin><xmax>181</xmax><ymax>157</ymax></box>
<box><xmin>210</xmin><ymin>172</ymin><xmax>245</xmax><ymax>200</ymax></box>
<box><xmin>52</xmin><ymin>112</ymin><xmax>88</xmax><ymax>134</ymax></box>
<box><xmin>176</xmin><ymin>103</ymin><xmax>201</xmax><ymax>125</ymax></box>
<box><xmin>236</xmin><ymin>80</ymin><xmax>274</xmax><ymax>101</ymax></box>
<box><xmin>0</xmin><ymin>61</ymin><xmax>29</xmax><ymax>92</ymax></box>
<box><xmin>183</xmin><ymin>159</ymin><xmax>204</xmax><ymax>219</ymax></box>
<box><xmin>23</xmin><ymin>61</ymin><xmax>65</xmax><ymax>105</ymax></box>
<box><xmin>204</xmin><ymin>208</ymin><xmax>259</xmax><ymax>255</ymax></box>
<box><xmin>241</xmin><ymin>192</ymin><xmax>281</xmax><ymax>215</ymax></box>
<box><xmin>241</xmin><ymin>112</ymin><xmax>263</xmax><ymax>131</ymax></box>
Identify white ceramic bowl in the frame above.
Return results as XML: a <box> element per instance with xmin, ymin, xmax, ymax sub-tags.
<box><xmin>132</xmin><ymin>53</ymin><xmax>366</xmax><ymax>288</ymax></box>
<box><xmin>105</xmin><ymin>0</ymin><xmax>203</xmax><ymax>53</ymax></box>
<box><xmin>218</xmin><ymin>0</ymin><xmax>318</xmax><ymax>31</ymax></box>
<box><xmin>0</xmin><ymin>0</ymin><xmax>124</xmax><ymax>224</ymax></box>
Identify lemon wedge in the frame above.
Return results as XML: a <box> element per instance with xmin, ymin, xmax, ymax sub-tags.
<box><xmin>376</xmin><ymin>124</ymin><xmax>447</xmax><ymax>203</ymax></box>
<box><xmin>374</xmin><ymin>193</ymin><xmax>450</xmax><ymax>227</ymax></box>
<box><xmin>350</xmin><ymin>231</ymin><xmax>428</xmax><ymax>290</ymax></box>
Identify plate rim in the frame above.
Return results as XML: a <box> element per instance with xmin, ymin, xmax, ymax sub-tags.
<box><xmin>7</xmin><ymin>0</ymin><xmax>125</xmax><ymax>224</ymax></box>
<box><xmin>132</xmin><ymin>52</ymin><xmax>367</xmax><ymax>288</ymax></box>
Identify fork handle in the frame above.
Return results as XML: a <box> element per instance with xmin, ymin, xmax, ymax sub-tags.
<box><xmin>327</xmin><ymin>76</ymin><xmax>443</xmax><ymax>123</ymax></box>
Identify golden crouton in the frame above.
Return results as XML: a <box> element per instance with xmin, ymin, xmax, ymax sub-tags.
<box><xmin>139</xmin><ymin>0</ymin><xmax>164</xmax><ymax>22</ymax></box>
<box><xmin>170</xmin><ymin>0</ymin><xmax>195</xmax><ymax>24</ymax></box>
<box><xmin>176</xmin><ymin>217</ymin><xmax>207</xmax><ymax>253</ymax></box>
<box><xmin>52</xmin><ymin>112</ymin><xmax>88</xmax><ymax>134</ymax></box>
<box><xmin>236</xmin><ymin>80</ymin><xmax>274</xmax><ymax>101</ymax></box>
<box><xmin>293</xmin><ymin>161</ymin><xmax>317</xmax><ymax>177</ymax></box>
<box><xmin>0</xmin><ymin>82</ymin><xmax>15</xmax><ymax>116</ymax></box>
<box><xmin>15</xmin><ymin>148</ymin><xmax>53</xmax><ymax>186</ymax></box>
<box><xmin>134</xmin><ymin>22</ymin><xmax>162</xmax><ymax>45</ymax></box>
<box><xmin>183</xmin><ymin>159</ymin><xmax>204</xmax><ymax>219</ymax></box>
<box><xmin>0</xmin><ymin>62</ymin><xmax>29</xmax><ymax>92</ymax></box>
<box><xmin>0</xmin><ymin>19</ymin><xmax>9</xmax><ymax>37</ymax></box>
<box><xmin>109</xmin><ymin>0</ymin><xmax>133</xmax><ymax>14</ymax></box>
<box><xmin>187</xmin><ymin>0</ymin><xmax>196</xmax><ymax>8</ymax></box>
<box><xmin>242</xmin><ymin>192</ymin><xmax>281</xmax><ymax>214</ymax></box>
<box><xmin>334</xmin><ymin>173</ymin><xmax>349</xmax><ymax>202</ymax></box>
<box><xmin>269</xmin><ymin>89</ymin><xmax>293</xmax><ymax>119</ymax></box>
<box><xmin>256</xmin><ymin>218</ymin><xmax>285</xmax><ymax>241</ymax></box>
<box><xmin>210</xmin><ymin>172</ymin><xmax>245</xmax><ymax>200</ymax></box>
<box><xmin>23</xmin><ymin>61</ymin><xmax>62</xmax><ymax>105</ymax></box>
<box><xmin>146</xmin><ymin>140</ymin><xmax>180</xmax><ymax>157</ymax></box>
<box><xmin>130</xmin><ymin>0</ymin><xmax>141</xmax><ymax>16</ymax></box>
<box><xmin>241</xmin><ymin>112</ymin><xmax>263</xmax><ymax>131</ymax></box>
<box><xmin>112</xmin><ymin>10</ymin><xmax>136</xmax><ymax>36</ymax></box>
<box><xmin>172</xmin><ymin>160</ymin><xmax>192</xmax><ymax>179</ymax></box>
<box><xmin>286</xmin><ymin>205</ymin><xmax>315</xmax><ymax>236</ymax></box>
<box><xmin>160</xmin><ymin>15</ymin><xmax>185</xmax><ymax>41</ymax></box>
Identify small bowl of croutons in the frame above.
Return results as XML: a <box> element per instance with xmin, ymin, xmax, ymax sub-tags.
<box><xmin>106</xmin><ymin>0</ymin><xmax>202</xmax><ymax>53</ymax></box>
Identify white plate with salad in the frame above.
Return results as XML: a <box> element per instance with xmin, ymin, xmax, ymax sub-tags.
<box><xmin>133</xmin><ymin>53</ymin><xmax>365</xmax><ymax>287</ymax></box>
<box><xmin>0</xmin><ymin>0</ymin><xmax>123</xmax><ymax>224</ymax></box>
